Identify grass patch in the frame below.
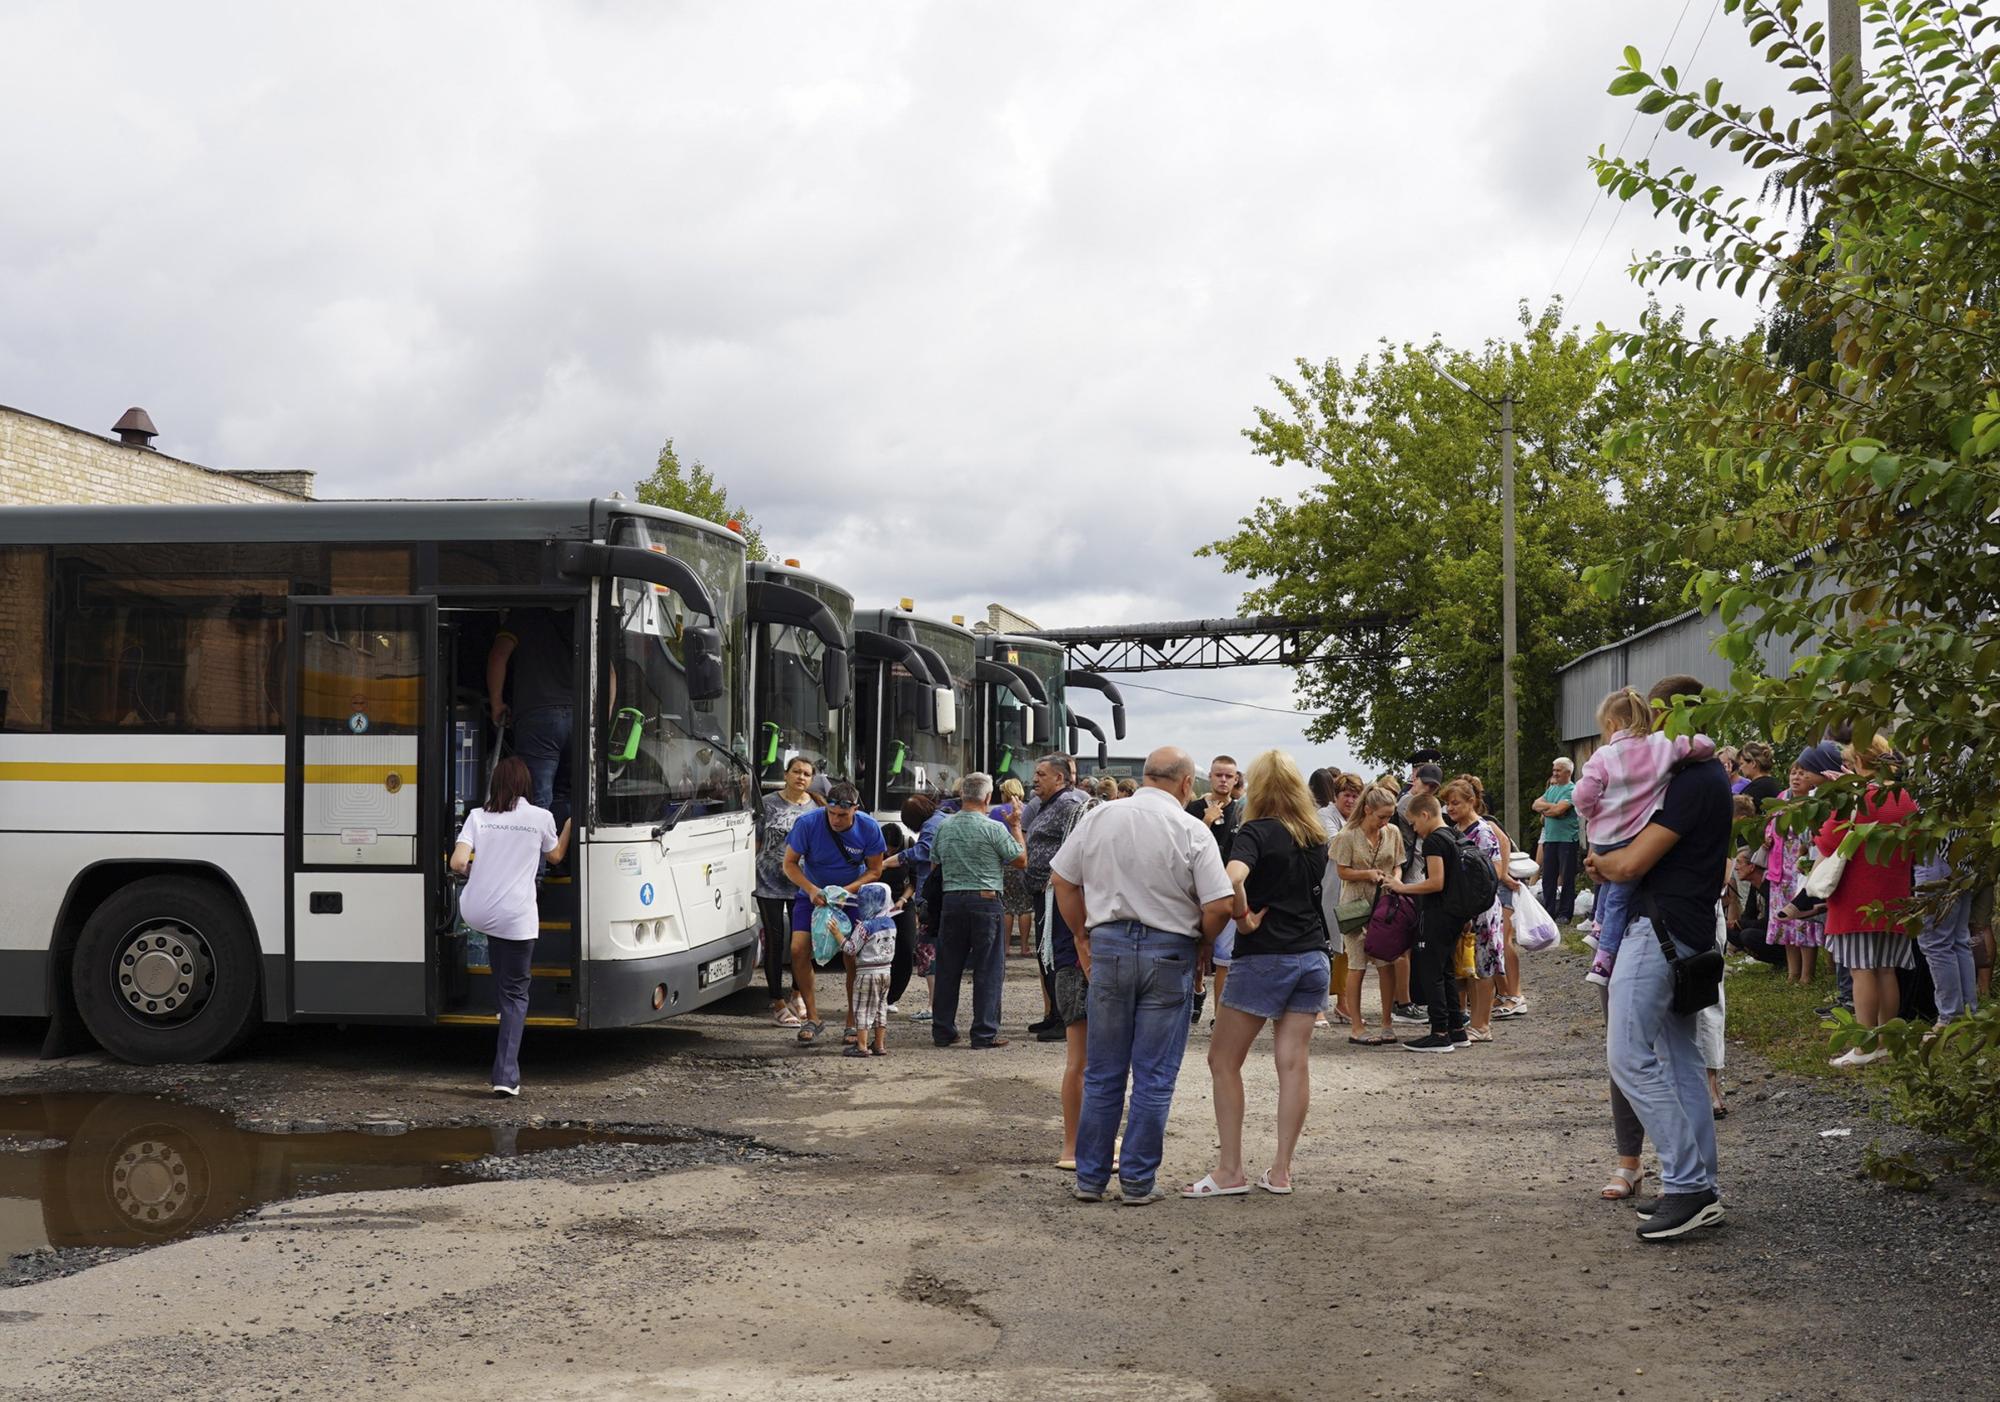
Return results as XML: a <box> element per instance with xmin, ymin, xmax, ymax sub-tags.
<box><xmin>1718</xmin><ymin>956</ymin><xmax>1849</xmax><ymax>1082</ymax></box>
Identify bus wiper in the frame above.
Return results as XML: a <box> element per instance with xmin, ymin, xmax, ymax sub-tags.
<box><xmin>652</xmin><ymin>800</ymin><xmax>693</xmax><ymax>840</ymax></box>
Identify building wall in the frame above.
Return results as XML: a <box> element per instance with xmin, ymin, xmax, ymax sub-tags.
<box><xmin>0</xmin><ymin>405</ymin><xmax>312</xmax><ymax>506</ymax></box>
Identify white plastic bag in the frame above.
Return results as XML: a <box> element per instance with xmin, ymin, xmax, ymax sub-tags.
<box><xmin>1512</xmin><ymin>883</ymin><xmax>1561</xmax><ymax>953</ymax></box>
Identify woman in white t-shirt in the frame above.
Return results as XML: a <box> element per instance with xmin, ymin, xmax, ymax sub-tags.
<box><xmin>451</xmin><ymin>756</ymin><xmax>572</xmax><ymax>1096</ymax></box>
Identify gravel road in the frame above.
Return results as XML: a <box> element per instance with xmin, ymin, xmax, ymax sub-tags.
<box><xmin>1</xmin><ymin>948</ymin><xmax>1992</xmax><ymax>1400</ymax></box>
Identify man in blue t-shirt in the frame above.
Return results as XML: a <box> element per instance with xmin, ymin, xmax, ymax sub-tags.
<box><xmin>782</xmin><ymin>781</ymin><xmax>886</xmax><ymax>1044</ymax></box>
<box><xmin>1532</xmin><ymin>756</ymin><xmax>1581</xmax><ymax>920</ymax></box>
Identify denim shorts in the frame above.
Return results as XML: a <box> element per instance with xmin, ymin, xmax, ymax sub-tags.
<box><xmin>1219</xmin><ymin>950</ymin><xmax>1332</xmax><ymax>1019</ymax></box>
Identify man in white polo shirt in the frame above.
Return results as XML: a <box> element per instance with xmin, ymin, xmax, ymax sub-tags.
<box><xmin>1052</xmin><ymin>746</ymin><xmax>1233</xmax><ymax>1206</ymax></box>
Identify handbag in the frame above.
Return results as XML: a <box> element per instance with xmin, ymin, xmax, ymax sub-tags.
<box><xmin>1335</xmin><ymin>894</ymin><xmax>1377</xmax><ymax>935</ymax></box>
<box><xmin>1637</xmin><ymin>891</ymin><xmax>1724</xmax><ymax>1015</ymax></box>
<box><xmin>1803</xmin><ymin>849</ymin><xmax>1846</xmax><ymax>902</ymax></box>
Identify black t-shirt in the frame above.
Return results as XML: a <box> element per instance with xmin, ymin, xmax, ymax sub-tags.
<box><xmin>1230</xmin><ymin>818</ymin><xmax>1331</xmax><ymax>958</ymax></box>
<box><xmin>501</xmin><ymin>609</ymin><xmax>576</xmax><ymax>713</ymax></box>
<box><xmin>1740</xmin><ymin>774</ymin><xmax>1781</xmax><ymax>809</ymax></box>
<box><xmin>1638</xmin><ymin>758</ymin><xmax>1733</xmax><ymax>953</ymax></box>
<box><xmin>1187</xmin><ymin>795</ymin><xmax>1243</xmax><ymax>863</ymax></box>
<box><xmin>1417</xmin><ymin>827</ymin><xmax>1461</xmax><ymax>939</ymax></box>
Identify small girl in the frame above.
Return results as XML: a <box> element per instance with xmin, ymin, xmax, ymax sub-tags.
<box><xmin>841</xmin><ymin>882</ymin><xmax>899</xmax><ymax>1058</ymax></box>
<box><xmin>1573</xmin><ymin>688</ymin><xmax>1715</xmax><ymax>985</ymax></box>
<box><xmin>1764</xmin><ymin>764</ymin><xmax>1824</xmax><ymax>985</ymax></box>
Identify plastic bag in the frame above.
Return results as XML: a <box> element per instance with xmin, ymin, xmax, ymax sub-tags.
<box><xmin>1512</xmin><ymin>883</ymin><xmax>1561</xmax><ymax>953</ymax></box>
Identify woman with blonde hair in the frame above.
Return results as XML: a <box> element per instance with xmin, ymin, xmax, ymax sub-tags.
<box><xmin>994</xmin><ymin>776</ymin><xmax>1035</xmax><ymax>957</ymax></box>
<box><xmin>1184</xmin><ymin>750</ymin><xmax>1331</xmax><ymax>1199</ymax></box>
<box><xmin>1331</xmin><ymin>784</ymin><xmax>1405</xmax><ymax>1044</ymax></box>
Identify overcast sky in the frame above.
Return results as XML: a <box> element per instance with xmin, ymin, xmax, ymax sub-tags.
<box><xmin>2</xmin><ymin>1</ymin><xmax>1781</xmax><ymax>777</ymax></box>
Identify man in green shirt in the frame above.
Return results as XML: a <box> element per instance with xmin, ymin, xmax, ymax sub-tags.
<box><xmin>931</xmin><ymin>773</ymin><xmax>1027</xmax><ymax>1049</ymax></box>
<box><xmin>1532</xmin><ymin>756</ymin><xmax>1581</xmax><ymax>922</ymax></box>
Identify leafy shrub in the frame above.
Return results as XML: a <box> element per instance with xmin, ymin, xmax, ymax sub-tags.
<box><xmin>1833</xmin><ymin>1004</ymin><xmax>2000</xmax><ymax>1184</ymax></box>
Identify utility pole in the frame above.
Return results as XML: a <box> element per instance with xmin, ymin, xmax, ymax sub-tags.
<box><xmin>1828</xmin><ymin>0</ymin><xmax>1861</xmax><ymax>106</ymax></box>
<box><xmin>1500</xmin><ymin>392</ymin><xmax>1519</xmax><ymax>844</ymax></box>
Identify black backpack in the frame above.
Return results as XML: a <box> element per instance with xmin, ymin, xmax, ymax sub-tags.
<box><xmin>1440</xmin><ymin>824</ymin><xmax>1499</xmax><ymax>923</ymax></box>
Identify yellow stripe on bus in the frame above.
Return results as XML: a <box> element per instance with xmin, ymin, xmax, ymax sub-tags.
<box><xmin>436</xmin><ymin>1013</ymin><xmax>578</xmax><ymax>1028</ymax></box>
<box><xmin>0</xmin><ymin>762</ymin><xmax>406</xmax><ymax>786</ymax></box>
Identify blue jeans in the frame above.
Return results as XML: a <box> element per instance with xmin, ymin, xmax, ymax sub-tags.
<box><xmin>933</xmin><ymin>891</ymin><xmax>1005</xmax><ymax>1047</ymax></box>
<box><xmin>1076</xmin><ymin>921</ymin><xmax>1197</xmax><ymax>1195</ymax></box>
<box><xmin>513</xmin><ymin>705</ymin><xmax>573</xmax><ymax>828</ymax></box>
<box><xmin>488</xmin><ymin>935</ymin><xmax>536</xmax><ymax>1088</ymax></box>
<box><xmin>1607</xmin><ymin>916</ymin><xmax>1718</xmax><ymax>1195</ymax></box>
<box><xmin>1916</xmin><ymin>854</ymin><xmax>1977</xmax><ymax>1022</ymax></box>
<box><xmin>1590</xmin><ymin>840</ymin><xmax>1634</xmax><ymax>967</ymax></box>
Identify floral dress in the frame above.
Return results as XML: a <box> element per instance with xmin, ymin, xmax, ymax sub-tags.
<box><xmin>1462</xmin><ymin>818</ymin><xmax>1507</xmax><ymax>979</ymax></box>
<box><xmin>1764</xmin><ymin>815</ymin><xmax>1823</xmax><ymax>948</ymax></box>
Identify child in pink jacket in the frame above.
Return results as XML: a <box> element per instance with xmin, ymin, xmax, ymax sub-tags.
<box><xmin>1574</xmin><ymin>688</ymin><xmax>1716</xmax><ymax>984</ymax></box>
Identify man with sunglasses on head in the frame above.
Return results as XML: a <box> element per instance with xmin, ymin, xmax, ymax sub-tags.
<box><xmin>782</xmin><ymin>781</ymin><xmax>886</xmax><ymax>1046</ymax></box>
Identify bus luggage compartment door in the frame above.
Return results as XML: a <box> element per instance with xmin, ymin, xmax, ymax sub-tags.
<box><xmin>285</xmin><ymin>597</ymin><xmax>437</xmax><ymax>1019</ymax></box>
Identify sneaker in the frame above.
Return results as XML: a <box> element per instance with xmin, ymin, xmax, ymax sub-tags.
<box><xmin>1072</xmin><ymin>1184</ymin><xmax>1106</xmax><ymax>1203</ymax></box>
<box><xmin>908</xmin><ymin>1009</ymin><xmax>933</xmax><ymax>1023</ymax></box>
<box><xmin>1392</xmin><ymin>1003</ymin><xmax>1428</xmax><ymax>1025</ymax></box>
<box><xmin>1452</xmin><ymin>1009</ymin><xmax>1471</xmax><ymax>1030</ymax></box>
<box><xmin>1027</xmin><ymin>1017</ymin><xmax>1057</xmax><ymax>1034</ymax></box>
<box><xmin>1585</xmin><ymin>970</ymin><xmax>1610</xmax><ymax>987</ymax></box>
<box><xmin>1636</xmin><ymin>1189</ymin><xmax>1724</xmax><ymax>1240</ymax></box>
<box><xmin>1404</xmin><ymin>1033</ymin><xmax>1456</xmax><ymax>1054</ymax></box>
<box><xmin>1581</xmin><ymin>932</ymin><xmax>1599</xmax><ymax>950</ymax></box>
<box><xmin>885</xmin><ymin>1003</ymin><xmax>900</xmax><ymax>1016</ymax></box>
<box><xmin>1120</xmin><ymin>1186</ymin><xmax>1168</xmax><ymax>1207</ymax></box>
<box><xmin>1034</xmin><ymin>1024</ymin><xmax>1066</xmax><ymax>1042</ymax></box>
<box><xmin>1449</xmin><ymin>1028</ymin><xmax>1470</xmax><ymax>1045</ymax></box>
<box><xmin>491</xmin><ymin>1084</ymin><xmax>520</xmax><ymax>1098</ymax></box>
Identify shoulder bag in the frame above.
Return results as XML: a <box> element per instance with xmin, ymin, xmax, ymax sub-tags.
<box><xmin>1635</xmin><ymin>890</ymin><xmax>1724</xmax><ymax>1015</ymax></box>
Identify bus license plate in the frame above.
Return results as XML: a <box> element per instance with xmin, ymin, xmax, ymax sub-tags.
<box><xmin>703</xmin><ymin>954</ymin><xmax>736</xmax><ymax>985</ymax></box>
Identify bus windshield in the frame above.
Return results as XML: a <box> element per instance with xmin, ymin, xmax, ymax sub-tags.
<box><xmin>883</xmin><ymin>622</ymin><xmax>974</xmax><ymax>808</ymax></box>
<box><xmin>599</xmin><ymin>516</ymin><xmax>751</xmax><ymax>824</ymax></box>
<box><xmin>757</xmin><ymin>593</ymin><xmax>852</xmax><ymax>790</ymax></box>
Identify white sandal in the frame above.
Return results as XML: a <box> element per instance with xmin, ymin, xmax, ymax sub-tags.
<box><xmin>1256</xmin><ymin>1171</ymin><xmax>1293</xmax><ymax>1195</ymax></box>
<box><xmin>1600</xmin><ymin>1165</ymin><xmax>1645</xmax><ymax>1200</ymax></box>
<box><xmin>1181</xmin><ymin>1173</ymin><xmax>1250</xmax><ymax>1199</ymax></box>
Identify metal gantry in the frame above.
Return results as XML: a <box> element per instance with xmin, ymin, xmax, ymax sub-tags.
<box><xmin>1025</xmin><ymin>614</ymin><xmax>1399</xmax><ymax>674</ymax></box>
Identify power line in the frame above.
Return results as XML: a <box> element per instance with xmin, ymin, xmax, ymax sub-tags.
<box><xmin>1549</xmin><ymin>0</ymin><xmax>1697</xmax><ymax>298</ymax></box>
<box><xmin>1571</xmin><ymin>0</ymin><xmax>1725</xmax><ymax>301</ymax></box>
<box><xmin>1112</xmin><ymin>678</ymin><xmax>1322</xmax><ymax>717</ymax></box>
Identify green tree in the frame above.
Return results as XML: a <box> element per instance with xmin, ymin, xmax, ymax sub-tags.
<box><xmin>1588</xmin><ymin>0</ymin><xmax>2000</xmax><ymax>885</ymax></box>
<box><xmin>634</xmin><ymin>438</ymin><xmax>767</xmax><ymax>560</ymax></box>
<box><xmin>1201</xmin><ymin>303</ymin><xmax>1778</xmax><ymax>788</ymax></box>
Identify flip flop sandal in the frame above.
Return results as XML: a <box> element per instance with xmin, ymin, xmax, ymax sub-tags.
<box><xmin>774</xmin><ymin>1009</ymin><xmax>802</xmax><ymax>1027</ymax></box>
<box><xmin>1180</xmin><ymin>1173</ymin><xmax>1251</xmax><ymax>1199</ymax></box>
<box><xmin>796</xmin><ymin>1019</ymin><xmax>825</xmax><ymax>1044</ymax></box>
<box><xmin>1256</xmin><ymin>1171</ymin><xmax>1293</xmax><ymax>1195</ymax></box>
<box><xmin>1055</xmin><ymin>1157</ymin><xmax>1077</xmax><ymax>1171</ymax></box>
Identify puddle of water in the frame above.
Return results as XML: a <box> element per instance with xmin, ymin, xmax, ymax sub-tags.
<box><xmin>0</xmin><ymin>1093</ymin><xmax>687</xmax><ymax>1256</ymax></box>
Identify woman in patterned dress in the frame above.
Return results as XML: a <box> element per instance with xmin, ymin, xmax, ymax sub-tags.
<box><xmin>1764</xmin><ymin>762</ymin><xmax>1824</xmax><ymax>985</ymax></box>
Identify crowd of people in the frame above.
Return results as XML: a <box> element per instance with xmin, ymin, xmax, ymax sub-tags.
<box><xmin>728</xmin><ymin>668</ymin><xmax>1990</xmax><ymax>1241</ymax></box>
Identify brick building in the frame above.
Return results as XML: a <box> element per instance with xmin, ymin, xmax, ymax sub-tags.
<box><xmin>0</xmin><ymin>403</ymin><xmax>314</xmax><ymax>506</ymax></box>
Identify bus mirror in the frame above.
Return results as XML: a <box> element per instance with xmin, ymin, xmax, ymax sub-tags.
<box><xmin>685</xmin><ymin>625</ymin><xmax>725</xmax><ymax>702</ymax></box>
<box><xmin>1022</xmin><ymin>708</ymin><xmax>1037</xmax><ymax>746</ymax></box>
<box><xmin>822</xmin><ymin>649</ymin><xmax>850</xmax><ymax>709</ymax></box>
<box><xmin>610</xmin><ymin>707</ymin><xmax>645</xmax><ymax>763</ymax></box>
<box><xmin>932</xmin><ymin>687</ymin><xmax>957</xmax><ymax>738</ymax></box>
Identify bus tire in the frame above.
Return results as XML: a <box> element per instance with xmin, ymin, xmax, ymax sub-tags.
<box><xmin>72</xmin><ymin>876</ymin><xmax>262</xmax><ymax>1065</ymax></box>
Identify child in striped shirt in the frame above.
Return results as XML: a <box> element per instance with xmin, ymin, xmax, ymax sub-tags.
<box><xmin>1574</xmin><ymin>688</ymin><xmax>1716</xmax><ymax>985</ymax></box>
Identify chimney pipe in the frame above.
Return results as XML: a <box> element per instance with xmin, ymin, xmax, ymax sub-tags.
<box><xmin>113</xmin><ymin>407</ymin><xmax>158</xmax><ymax>449</ymax></box>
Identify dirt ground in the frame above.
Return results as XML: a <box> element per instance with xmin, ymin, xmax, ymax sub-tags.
<box><xmin>2</xmin><ymin>949</ymin><xmax>1995</xmax><ymax>1401</ymax></box>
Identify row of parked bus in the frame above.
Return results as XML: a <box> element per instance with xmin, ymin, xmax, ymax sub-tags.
<box><xmin>0</xmin><ymin>497</ymin><xmax>1127</xmax><ymax>1064</ymax></box>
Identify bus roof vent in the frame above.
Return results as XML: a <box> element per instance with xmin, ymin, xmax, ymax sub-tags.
<box><xmin>113</xmin><ymin>407</ymin><xmax>158</xmax><ymax>448</ymax></box>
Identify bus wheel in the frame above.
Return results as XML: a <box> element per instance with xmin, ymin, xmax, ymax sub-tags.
<box><xmin>73</xmin><ymin>877</ymin><xmax>261</xmax><ymax>1065</ymax></box>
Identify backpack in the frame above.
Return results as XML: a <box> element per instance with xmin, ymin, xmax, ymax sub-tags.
<box><xmin>1362</xmin><ymin>889</ymin><xmax>1416</xmax><ymax>962</ymax></box>
<box><xmin>1440</xmin><ymin>825</ymin><xmax>1499</xmax><ymax>923</ymax></box>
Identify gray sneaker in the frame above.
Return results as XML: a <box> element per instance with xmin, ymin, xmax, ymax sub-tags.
<box><xmin>1071</xmin><ymin>1184</ymin><xmax>1106</xmax><ymax>1203</ymax></box>
<box><xmin>1120</xmin><ymin>1186</ymin><xmax>1168</xmax><ymax>1206</ymax></box>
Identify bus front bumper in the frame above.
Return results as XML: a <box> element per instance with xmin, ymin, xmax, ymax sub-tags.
<box><xmin>582</xmin><ymin>926</ymin><xmax>758</xmax><ymax>1028</ymax></box>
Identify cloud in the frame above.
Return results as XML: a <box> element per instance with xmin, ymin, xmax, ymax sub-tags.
<box><xmin>0</xmin><ymin>0</ymin><xmax>1791</xmax><ymax>786</ymax></box>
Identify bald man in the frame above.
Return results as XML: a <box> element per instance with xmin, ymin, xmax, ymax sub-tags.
<box><xmin>1051</xmin><ymin>745</ymin><xmax>1234</xmax><ymax>1205</ymax></box>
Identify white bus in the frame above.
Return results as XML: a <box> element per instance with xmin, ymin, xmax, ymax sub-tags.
<box><xmin>0</xmin><ymin>499</ymin><xmax>759</xmax><ymax>1064</ymax></box>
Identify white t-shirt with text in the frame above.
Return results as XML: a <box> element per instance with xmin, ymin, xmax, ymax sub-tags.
<box><xmin>457</xmin><ymin>801</ymin><xmax>559</xmax><ymax>942</ymax></box>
